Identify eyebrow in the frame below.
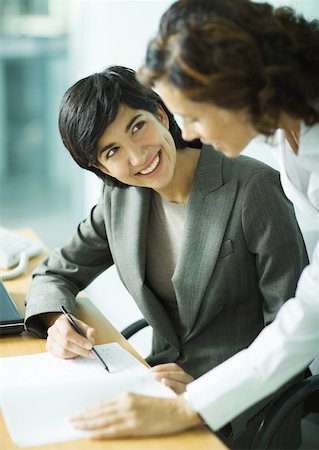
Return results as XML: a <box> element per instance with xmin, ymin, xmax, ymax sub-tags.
<box><xmin>98</xmin><ymin>114</ymin><xmax>143</xmax><ymax>157</ymax></box>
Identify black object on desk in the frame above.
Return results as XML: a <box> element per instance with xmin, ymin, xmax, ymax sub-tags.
<box><xmin>59</xmin><ymin>305</ymin><xmax>110</xmax><ymax>372</ymax></box>
<box><xmin>0</xmin><ymin>281</ymin><xmax>24</xmax><ymax>335</ymax></box>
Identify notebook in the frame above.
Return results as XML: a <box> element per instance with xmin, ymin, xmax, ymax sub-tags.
<box><xmin>0</xmin><ymin>281</ymin><xmax>24</xmax><ymax>335</ymax></box>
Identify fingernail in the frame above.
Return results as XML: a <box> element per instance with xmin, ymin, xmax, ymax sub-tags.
<box><xmin>84</xmin><ymin>342</ymin><xmax>92</xmax><ymax>350</ymax></box>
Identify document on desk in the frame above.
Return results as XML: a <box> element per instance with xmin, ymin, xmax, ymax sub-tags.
<box><xmin>0</xmin><ymin>342</ymin><xmax>175</xmax><ymax>448</ymax></box>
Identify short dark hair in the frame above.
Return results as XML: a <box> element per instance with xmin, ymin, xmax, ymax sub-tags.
<box><xmin>139</xmin><ymin>0</ymin><xmax>319</xmax><ymax>135</ymax></box>
<box><xmin>59</xmin><ymin>65</ymin><xmax>200</xmax><ymax>188</ymax></box>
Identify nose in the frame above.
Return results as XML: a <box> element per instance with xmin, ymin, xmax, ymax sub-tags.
<box><xmin>181</xmin><ymin>121</ymin><xmax>199</xmax><ymax>142</ymax></box>
<box><xmin>127</xmin><ymin>145</ymin><xmax>147</xmax><ymax>167</ymax></box>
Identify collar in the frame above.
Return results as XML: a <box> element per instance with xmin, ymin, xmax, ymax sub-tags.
<box><xmin>274</xmin><ymin>125</ymin><xmax>319</xmax><ymax>221</ymax></box>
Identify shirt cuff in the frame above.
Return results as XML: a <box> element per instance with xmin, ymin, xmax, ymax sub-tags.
<box><xmin>186</xmin><ymin>349</ymin><xmax>258</xmax><ymax>431</ymax></box>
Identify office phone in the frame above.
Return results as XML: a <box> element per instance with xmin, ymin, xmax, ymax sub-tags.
<box><xmin>0</xmin><ymin>226</ymin><xmax>43</xmax><ymax>280</ymax></box>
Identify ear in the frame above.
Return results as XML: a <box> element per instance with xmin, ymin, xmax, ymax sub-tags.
<box><xmin>156</xmin><ymin>103</ymin><xmax>170</xmax><ymax>129</ymax></box>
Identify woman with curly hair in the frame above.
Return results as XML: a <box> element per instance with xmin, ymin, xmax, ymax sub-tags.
<box><xmin>69</xmin><ymin>0</ymin><xmax>319</xmax><ymax>447</ymax></box>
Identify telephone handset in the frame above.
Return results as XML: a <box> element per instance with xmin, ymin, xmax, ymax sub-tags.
<box><xmin>0</xmin><ymin>227</ymin><xmax>43</xmax><ymax>280</ymax></box>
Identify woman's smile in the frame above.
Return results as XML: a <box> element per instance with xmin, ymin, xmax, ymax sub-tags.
<box><xmin>137</xmin><ymin>151</ymin><xmax>161</xmax><ymax>176</ymax></box>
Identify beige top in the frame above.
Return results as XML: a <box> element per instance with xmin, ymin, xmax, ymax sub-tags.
<box><xmin>146</xmin><ymin>191</ymin><xmax>187</xmax><ymax>335</ymax></box>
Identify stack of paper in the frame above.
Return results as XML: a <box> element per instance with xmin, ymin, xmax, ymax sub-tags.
<box><xmin>0</xmin><ymin>342</ymin><xmax>175</xmax><ymax>447</ymax></box>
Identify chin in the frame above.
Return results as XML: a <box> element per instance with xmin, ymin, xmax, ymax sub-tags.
<box><xmin>222</xmin><ymin>147</ymin><xmax>243</xmax><ymax>159</ymax></box>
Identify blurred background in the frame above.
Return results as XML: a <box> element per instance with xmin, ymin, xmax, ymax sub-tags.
<box><xmin>0</xmin><ymin>0</ymin><xmax>81</xmax><ymax>250</ymax></box>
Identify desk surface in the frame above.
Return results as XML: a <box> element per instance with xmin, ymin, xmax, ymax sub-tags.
<box><xmin>0</xmin><ymin>230</ymin><xmax>226</xmax><ymax>450</ymax></box>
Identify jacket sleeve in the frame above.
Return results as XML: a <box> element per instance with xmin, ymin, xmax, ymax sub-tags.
<box><xmin>25</xmin><ymin>190</ymin><xmax>113</xmax><ymax>337</ymax></box>
<box><xmin>186</xmin><ymin>242</ymin><xmax>319</xmax><ymax>430</ymax></box>
<box><xmin>241</xmin><ymin>168</ymin><xmax>308</xmax><ymax>324</ymax></box>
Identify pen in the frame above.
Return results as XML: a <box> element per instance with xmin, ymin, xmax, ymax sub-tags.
<box><xmin>59</xmin><ymin>305</ymin><xmax>110</xmax><ymax>372</ymax></box>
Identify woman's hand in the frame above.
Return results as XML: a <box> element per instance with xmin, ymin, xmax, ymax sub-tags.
<box><xmin>69</xmin><ymin>393</ymin><xmax>203</xmax><ymax>438</ymax></box>
<box><xmin>149</xmin><ymin>363</ymin><xmax>194</xmax><ymax>394</ymax></box>
<box><xmin>45</xmin><ymin>313</ymin><xmax>96</xmax><ymax>359</ymax></box>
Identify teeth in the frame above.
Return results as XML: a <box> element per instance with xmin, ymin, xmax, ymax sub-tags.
<box><xmin>139</xmin><ymin>154</ymin><xmax>160</xmax><ymax>175</ymax></box>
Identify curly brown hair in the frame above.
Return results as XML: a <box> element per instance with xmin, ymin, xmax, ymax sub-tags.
<box><xmin>138</xmin><ymin>0</ymin><xmax>319</xmax><ymax>135</ymax></box>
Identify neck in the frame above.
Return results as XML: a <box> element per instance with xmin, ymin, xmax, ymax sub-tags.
<box><xmin>279</xmin><ymin>113</ymin><xmax>301</xmax><ymax>155</ymax></box>
<box><xmin>157</xmin><ymin>147</ymin><xmax>200</xmax><ymax>203</ymax></box>
<box><xmin>279</xmin><ymin>113</ymin><xmax>301</xmax><ymax>134</ymax></box>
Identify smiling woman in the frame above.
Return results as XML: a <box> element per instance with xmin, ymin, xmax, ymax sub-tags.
<box><xmin>58</xmin><ymin>66</ymin><xmax>195</xmax><ymax>190</ymax></box>
<box><xmin>25</xmin><ymin>65</ymin><xmax>308</xmax><ymax>449</ymax></box>
<box><xmin>93</xmin><ymin>104</ymin><xmax>179</xmax><ymax>196</ymax></box>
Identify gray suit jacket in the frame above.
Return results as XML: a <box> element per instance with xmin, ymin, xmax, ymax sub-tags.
<box><xmin>25</xmin><ymin>147</ymin><xmax>308</xmax><ymax>446</ymax></box>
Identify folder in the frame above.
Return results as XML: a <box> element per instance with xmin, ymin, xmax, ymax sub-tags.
<box><xmin>0</xmin><ymin>281</ymin><xmax>24</xmax><ymax>335</ymax></box>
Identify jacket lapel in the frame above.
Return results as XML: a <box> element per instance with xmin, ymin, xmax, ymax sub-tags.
<box><xmin>111</xmin><ymin>186</ymin><xmax>149</xmax><ymax>290</ymax></box>
<box><xmin>111</xmin><ymin>187</ymin><xmax>180</xmax><ymax>349</ymax></box>
<box><xmin>172</xmin><ymin>147</ymin><xmax>238</xmax><ymax>334</ymax></box>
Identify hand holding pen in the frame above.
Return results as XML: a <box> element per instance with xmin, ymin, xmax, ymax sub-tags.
<box><xmin>58</xmin><ymin>306</ymin><xmax>110</xmax><ymax>371</ymax></box>
<box><xmin>53</xmin><ymin>306</ymin><xmax>109</xmax><ymax>371</ymax></box>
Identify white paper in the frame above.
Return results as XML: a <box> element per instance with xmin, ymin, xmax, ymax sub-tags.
<box><xmin>0</xmin><ymin>343</ymin><xmax>175</xmax><ymax>447</ymax></box>
<box><xmin>95</xmin><ymin>342</ymin><xmax>148</xmax><ymax>373</ymax></box>
<box><xmin>0</xmin><ymin>342</ymin><xmax>147</xmax><ymax>388</ymax></box>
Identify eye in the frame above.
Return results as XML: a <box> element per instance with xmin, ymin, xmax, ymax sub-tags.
<box><xmin>132</xmin><ymin>121</ymin><xmax>145</xmax><ymax>134</ymax></box>
<box><xmin>106</xmin><ymin>147</ymin><xmax>119</xmax><ymax>158</ymax></box>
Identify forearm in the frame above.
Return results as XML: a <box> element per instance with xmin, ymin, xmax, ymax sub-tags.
<box><xmin>24</xmin><ymin>198</ymin><xmax>113</xmax><ymax>339</ymax></box>
<box><xmin>25</xmin><ymin>269</ymin><xmax>80</xmax><ymax>337</ymax></box>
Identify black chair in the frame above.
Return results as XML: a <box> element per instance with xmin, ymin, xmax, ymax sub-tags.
<box><xmin>251</xmin><ymin>374</ymin><xmax>319</xmax><ymax>449</ymax></box>
<box><xmin>121</xmin><ymin>318</ymin><xmax>149</xmax><ymax>339</ymax></box>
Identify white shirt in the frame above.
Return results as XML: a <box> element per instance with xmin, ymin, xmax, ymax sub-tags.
<box><xmin>186</xmin><ymin>122</ymin><xmax>319</xmax><ymax>430</ymax></box>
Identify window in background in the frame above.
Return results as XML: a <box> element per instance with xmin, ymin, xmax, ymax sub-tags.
<box><xmin>0</xmin><ymin>0</ymin><xmax>82</xmax><ymax>249</ymax></box>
